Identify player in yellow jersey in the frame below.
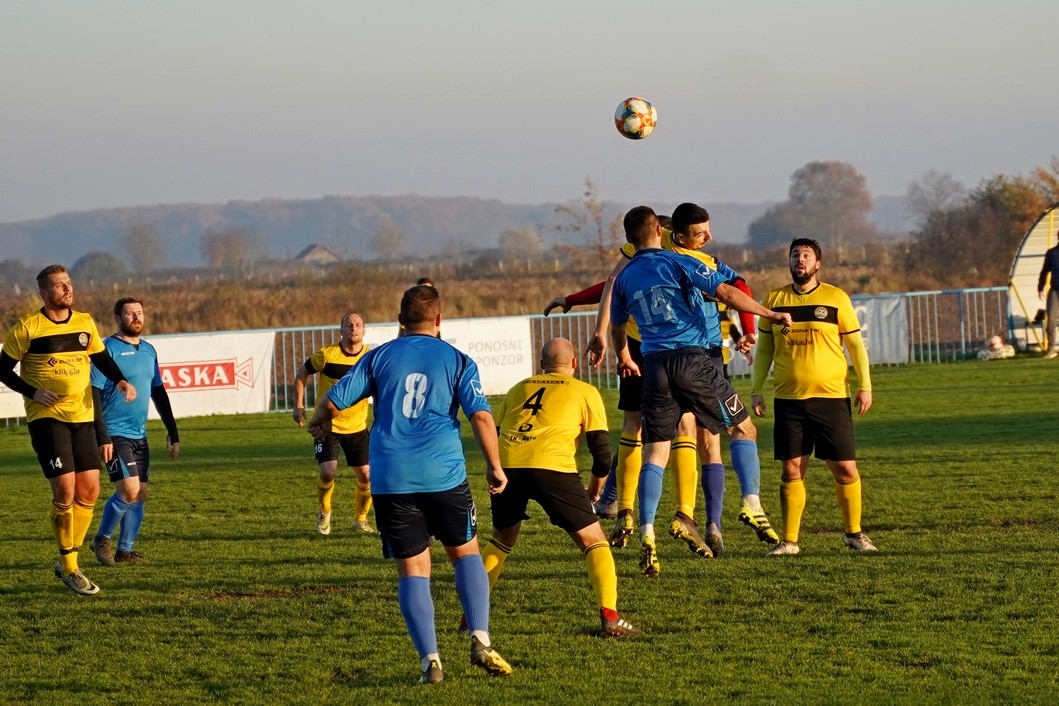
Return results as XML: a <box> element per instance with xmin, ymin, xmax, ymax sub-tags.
<box><xmin>750</xmin><ymin>239</ymin><xmax>878</xmax><ymax>555</ymax></box>
<box><xmin>0</xmin><ymin>265</ymin><xmax>136</xmax><ymax>595</ymax></box>
<box><xmin>293</xmin><ymin>312</ymin><xmax>373</xmax><ymax>535</ymax></box>
<box><xmin>481</xmin><ymin>338</ymin><xmax>638</xmax><ymax>635</ymax></box>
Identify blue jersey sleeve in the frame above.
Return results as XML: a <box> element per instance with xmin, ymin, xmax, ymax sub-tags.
<box><xmin>326</xmin><ymin>348</ymin><xmax>373</xmax><ymax>410</ymax></box>
<box><xmin>456</xmin><ymin>354</ymin><xmax>490</xmax><ymax>417</ymax></box>
<box><xmin>712</xmin><ymin>258</ymin><xmax>740</xmax><ymax>284</ymax></box>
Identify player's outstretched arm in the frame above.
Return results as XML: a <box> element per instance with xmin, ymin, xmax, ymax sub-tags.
<box><xmin>469</xmin><ymin>409</ymin><xmax>507</xmax><ymax>494</ymax></box>
<box><xmin>713</xmin><ymin>283</ymin><xmax>791</xmax><ymax>326</ymax></box>
<box><xmin>587</xmin><ymin>258</ymin><xmax>628</xmax><ymax>367</ymax></box>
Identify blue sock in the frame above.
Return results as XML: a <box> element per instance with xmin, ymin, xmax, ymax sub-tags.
<box><xmin>600</xmin><ymin>454</ymin><xmax>618</xmax><ymax>505</ymax></box>
<box><xmin>730</xmin><ymin>439</ymin><xmax>761</xmax><ymax>497</ymax></box>
<box><xmin>118</xmin><ymin>501</ymin><xmax>145</xmax><ymax>552</ymax></box>
<box><xmin>398</xmin><ymin>576</ymin><xmax>437</xmax><ymax>659</ymax></box>
<box><xmin>97</xmin><ymin>493</ymin><xmax>130</xmax><ymax>540</ymax></box>
<box><xmin>702</xmin><ymin>463</ymin><xmax>725</xmax><ymax>527</ymax></box>
<box><xmin>637</xmin><ymin>463</ymin><xmax>665</xmax><ymax>527</ymax></box>
<box><xmin>453</xmin><ymin>554</ymin><xmax>491</xmax><ymax>634</ymax></box>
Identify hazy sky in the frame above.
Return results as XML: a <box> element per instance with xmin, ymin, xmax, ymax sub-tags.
<box><xmin>1</xmin><ymin>0</ymin><xmax>1056</xmax><ymax>224</ymax></box>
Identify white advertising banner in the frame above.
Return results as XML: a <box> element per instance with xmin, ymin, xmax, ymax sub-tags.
<box><xmin>149</xmin><ymin>331</ymin><xmax>275</xmax><ymax>417</ymax></box>
<box><xmin>851</xmin><ymin>294</ymin><xmax>909</xmax><ymax>365</ymax></box>
<box><xmin>361</xmin><ymin>317</ymin><xmax>534</xmax><ymax>396</ymax></box>
<box><xmin>0</xmin><ymin>332</ymin><xmax>275</xmax><ymax>420</ymax></box>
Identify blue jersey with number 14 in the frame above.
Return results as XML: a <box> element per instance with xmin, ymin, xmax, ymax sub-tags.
<box><xmin>326</xmin><ymin>334</ymin><xmax>491</xmax><ymax>494</ymax></box>
<box><xmin>611</xmin><ymin>248</ymin><xmax>728</xmax><ymax>355</ymax></box>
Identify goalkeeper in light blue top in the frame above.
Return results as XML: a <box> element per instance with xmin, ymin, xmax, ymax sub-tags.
<box><xmin>308</xmin><ymin>284</ymin><xmax>513</xmax><ymax>684</ymax></box>
<box><xmin>89</xmin><ymin>298</ymin><xmax>180</xmax><ymax>567</ymax></box>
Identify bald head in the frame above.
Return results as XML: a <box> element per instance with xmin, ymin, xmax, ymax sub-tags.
<box><xmin>540</xmin><ymin>337</ymin><xmax>576</xmax><ymax>374</ymax></box>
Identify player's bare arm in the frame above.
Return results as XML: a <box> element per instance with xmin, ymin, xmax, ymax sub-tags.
<box><xmin>609</xmin><ymin>321</ymin><xmax>640</xmax><ymax>377</ymax></box>
<box><xmin>307</xmin><ymin>397</ymin><xmax>339</xmax><ymax>440</ymax></box>
<box><xmin>714</xmin><ymin>283</ymin><xmax>792</xmax><ymax>327</ymax></box>
<box><xmin>469</xmin><ymin>410</ymin><xmax>507</xmax><ymax>494</ymax></box>
<box><xmin>292</xmin><ymin>365</ymin><xmax>311</xmax><ymax>426</ymax></box>
<box><xmin>587</xmin><ymin>257</ymin><xmax>629</xmax><ymax>367</ymax></box>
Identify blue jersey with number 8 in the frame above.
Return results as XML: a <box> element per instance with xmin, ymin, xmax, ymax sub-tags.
<box><xmin>326</xmin><ymin>334</ymin><xmax>490</xmax><ymax>494</ymax></box>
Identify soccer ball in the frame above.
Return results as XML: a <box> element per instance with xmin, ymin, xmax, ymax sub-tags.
<box><xmin>614</xmin><ymin>97</ymin><xmax>657</xmax><ymax>140</ymax></box>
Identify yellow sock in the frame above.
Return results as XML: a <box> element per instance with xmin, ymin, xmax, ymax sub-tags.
<box><xmin>834</xmin><ymin>475</ymin><xmax>863</xmax><ymax>535</ymax></box>
<box><xmin>779</xmin><ymin>479</ymin><xmax>806</xmax><ymax>543</ymax></box>
<box><xmin>71</xmin><ymin>499</ymin><xmax>95</xmax><ymax>548</ymax></box>
<box><xmin>481</xmin><ymin>537</ymin><xmax>512</xmax><ymax>590</ymax></box>
<box><xmin>672</xmin><ymin>435</ymin><xmax>698</xmax><ymax>519</ymax></box>
<box><xmin>616</xmin><ymin>433</ymin><xmax>642</xmax><ymax>512</ymax></box>
<box><xmin>584</xmin><ymin>541</ymin><xmax>618</xmax><ymax>612</ymax></box>
<box><xmin>353</xmin><ymin>480</ymin><xmax>372</xmax><ymax>522</ymax></box>
<box><xmin>317</xmin><ymin>478</ymin><xmax>335</xmax><ymax>514</ymax></box>
<box><xmin>49</xmin><ymin>501</ymin><xmax>77</xmax><ymax>575</ymax></box>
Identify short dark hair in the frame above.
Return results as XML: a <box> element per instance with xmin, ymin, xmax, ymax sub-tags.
<box><xmin>36</xmin><ymin>264</ymin><xmax>68</xmax><ymax>289</ymax></box>
<box><xmin>670</xmin><ymin>203</ymin><xmax>710</xmax><ymax>236</ymax></box>
<box><xmin>400</xmin><ymin>284</ymin><xmax>440</xmax><ymax>325</ymax></box>
<box><xmin>789</xmin><ymin>238</ymin><xmax>822</xmax><ymax>260</ymax></box>
<box><xmin>657</xmin><ymin>214</ymin><xmax>673</xmax><ymax>230</ymax></box>
<box><xmin>113</xmin><ymin>297</ymin><xmax>143</xmax><ymax>317</ymax></box>
<box><xmin>415</xmin><ymin>276</ymin><xmax>435</xmax><ymax>287</ymax></box>
<box><xmin>623</xmin><ymin>206</ymin><xmax>659</xmax><ymax>247</ymax></box>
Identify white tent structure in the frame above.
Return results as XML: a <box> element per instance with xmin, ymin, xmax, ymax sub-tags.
<box><xmin>1008</xmin><ymin>203</ymin><xmax>1059</xmax><ymax>351</ymax></box>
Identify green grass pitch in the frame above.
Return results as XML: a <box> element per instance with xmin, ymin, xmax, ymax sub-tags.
<box><xmin>1</xmin><ymin>359</ymin><xmax>1057</xmax><ymax>704</ymax></box>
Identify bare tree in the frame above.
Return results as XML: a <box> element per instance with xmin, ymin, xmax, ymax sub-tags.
<box><xmin>748</xmin><ymin>161</ymin><xmax>876</xmax><ymax>257</ymax></box>
<box><xmin>121</xmin><ymin>223</ymin><xmax>168</xmax><ymax>273</ymax></box>
<box><xmin>553</xmin><ymin>179</ymin><xmax>623</xmax><ymax>274</ymax></box>
<box><xmin>499</xmin><ymin>226</ymin><xmax>543</xmax><ymax>260</ymax></box>
<box><xmin>370</xmin><ymin>216</ymin><xmax>407</xmax><ymax>260</ymax></box>
<box><xmin>200</xmin><ymin>228</ymin><xmax>263</xmax><ymax>269</ymax></box>
<box><xmin>906</xmin><ymin>170</ymin><xmax>967</xmax><ymax>225</ymax></box>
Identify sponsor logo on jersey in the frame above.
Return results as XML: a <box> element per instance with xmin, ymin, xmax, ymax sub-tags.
<box><xmin>159</xmin><ymin>358</ymin><xmax>255</xmax><ymax>391</ymax></box>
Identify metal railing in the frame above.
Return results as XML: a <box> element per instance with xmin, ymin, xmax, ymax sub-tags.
<box><xmin>903</xmin><ymin>287</ymin><xmax>1009</xmax><ymax>363</ymax></box>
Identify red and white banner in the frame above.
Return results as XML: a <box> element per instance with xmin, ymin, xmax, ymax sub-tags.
<box><xmin>0</xmin><ymin>331</ymin><xmax>274</xmax><ymax>420</ymax></box>
<box><xmin>148</xmin><ymin>331</ymin><xmax>274</xmax><ymax>417</ymax></box>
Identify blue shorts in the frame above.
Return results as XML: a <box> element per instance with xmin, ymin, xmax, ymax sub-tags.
<box><xmin>373</xmin><ymin>480</ymin><xmax>478</xmax><ymax>559</ymax></box>
<box><xmin>106</xmin><ymin>436</ymin><xmax>151</xmax><ymax>484</ymax></box>
<box><xmin>640</xmin><ymin>347</ymin><xmax>749</xmax><ymax>443</ymax></box>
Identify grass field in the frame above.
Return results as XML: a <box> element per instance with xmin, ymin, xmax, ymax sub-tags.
<box><xmin>1</xmin><ymin>359</ymin><xmax>1058</xmax><ymax>704</ymax></box>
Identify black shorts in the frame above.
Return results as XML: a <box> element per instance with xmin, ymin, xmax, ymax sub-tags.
<box><xmin>28</xmin><ymin>419</ymin><xmax>101</xmax><ymax>479</ymax></box>
<box><xmin>106</xmin><ymin>436</ymin><xmax>151</xmax><ymax>484</ymax></box>
<box><xmin>373</xmin><ymin>480</ymin><xmax>478</xmax><ymax>559</ymax></box>
<box><xmin>489</xmin><ymin>467</ymin><xmax>598</xmax><ymax>534</ymax></box>
<box><xmin>640</xmin><ymin>347</ymin><xmax>749</xmax><ymax>443</ymax></box>
<box><xmin>617</xmin><ymin>336</ymin><xmax>644</xmax><ymax>412</ymax></box>
<box><xmin>773</xmin><ymin>397</ymin><xmax>856</xmax><ymax>462</ymax></box>
<box><xmin>314</xmin><ymin>429</ymin><xmax>369</xmax><ymax>467</ymax></box>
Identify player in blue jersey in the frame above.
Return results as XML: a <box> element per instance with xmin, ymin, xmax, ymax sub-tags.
<box><xmin>610</xmin><ymin>206</ymin><xmax>792</xmax><ymax>576</ymax></box>
<box><xmin>307</xmin><ymin>284</ymin><xmax>512</xmax><ymax>685</ymax></box>
<box><xmin>89</xmin><ymin>298</ymin><xmax>180</xmax><ymax>566</ymax></box>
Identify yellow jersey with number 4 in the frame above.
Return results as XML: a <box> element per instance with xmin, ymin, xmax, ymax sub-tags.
<box><xmin>496</xmin><ymin>372</ymin><xmax>608</xmax><ymax>474</ymax></box>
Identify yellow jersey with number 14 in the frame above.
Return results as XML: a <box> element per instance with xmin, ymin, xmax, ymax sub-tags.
<box><xmin>2</xmin><ymin>309</ymin><xmax>105</xmax><ymax>423</ymax></box>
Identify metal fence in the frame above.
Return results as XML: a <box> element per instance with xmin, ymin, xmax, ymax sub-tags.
<box><xmin>2</xmin><ymin>286</ymin><xmax>1015</xmax><ymax>426</ymax></box>
<box><xmin>903</xmin><ymin>287</ymin><xmax>1009</xmax><ymax>363</ymax></box>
